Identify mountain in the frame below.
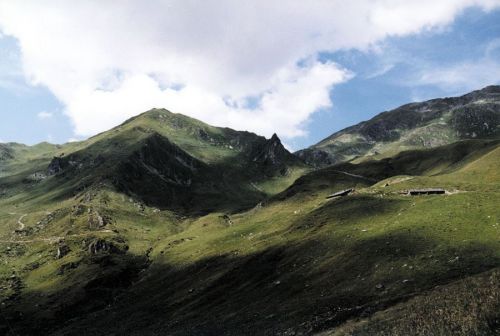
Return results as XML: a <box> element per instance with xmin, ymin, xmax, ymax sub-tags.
<box><xmin>0</xmin><ymin>89</ymin><xmax>499</xmax><ymax>336</ymax></box>
<box><xmin>296</xmin><ymin>85</ymin><xmax>500</xmax><ymax>166</ymax></box>
<box><xmin>0</xmin><ymin>109</ymin><xmax>307</xmax><ymax>214</ymax></box>
<box><xmin>12</xmin><ymin>137</ymin><xmax>495</xmax><ymax>336</ymax></box>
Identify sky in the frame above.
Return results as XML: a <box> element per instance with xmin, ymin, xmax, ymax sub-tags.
<box><xmin>0</xmin><ymin>1</ymin><xmax>499</xmax><ymax>150</ymax></box>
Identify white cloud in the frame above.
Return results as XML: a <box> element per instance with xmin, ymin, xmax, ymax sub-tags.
<box><xmin>37</xmin><ymin>111</ymin><xmax>53</xmax><ymax>120</ymax></box>
<box><xmin>0</xmin><ymin>0</ymin><xmax>499</xmax><ymax>139</ymax></box>
<box><xmin>417</xmin><ymin>60</ymin><xmax>500</xmax><ymax>93</ymax></box>
<box><xmin>366</xmin><ymin>63</ymin><xmax>396</xmax><ymax>79</ymax></box>
<box><xmin>413</xmin><ymin>38</ymin><xmax>500</xmax><ymax>94</ymax></box>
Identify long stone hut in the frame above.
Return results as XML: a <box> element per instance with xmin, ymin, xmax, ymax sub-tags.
<box><xmin>326</xmin><ymin>188</ymin><xmax>354</xmax><ymax>199</ymax></box>
<box><xmin>407</xmin><ymin>188</ymin><xmax>445</xmax><ymax>196</ymax></box>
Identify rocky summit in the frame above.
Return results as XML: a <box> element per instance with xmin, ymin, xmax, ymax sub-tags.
<box><xmin>296</xmin><ymin>85</ymin><xmax>500</xmax><ymax>167</ymax></box>
<box><xmin>0</xmin><ymin>87</ymin><xmax>499</xmax><ymax>336</ymax></box>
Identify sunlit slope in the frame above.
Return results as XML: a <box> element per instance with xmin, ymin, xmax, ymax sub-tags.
<box><xmin>297</xmin><ymin>85</ymin><xmax>500</xmax><ymax>167</ymax></box>
<box><xmin>8</xmin><ymin>139</ymin><xmax>493</xmax><ymax>335</ymax></box>
<box><xmin>0</xmin><ymin>109</ymin><xmax>308</xmax><ymax>216</ymax></box>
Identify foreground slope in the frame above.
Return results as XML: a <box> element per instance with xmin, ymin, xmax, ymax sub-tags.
<box><xmin>0</xmin><ymin>110</ymin><xmax>307</xmax><ymax>334</ymax></box>
<box><xmin>1</xmin><ymin>137</ymin><xmax>498</xmax><ymax>335</ymax></box>
<box><xmin>56</xmin><ymin>140</ymin><xmax>500</xmax><ymax>335</ymax></box>
<box><xmin>297</xmin><ymin>85</ymin><xmax>500</xmax><ymax>166</ymax></box>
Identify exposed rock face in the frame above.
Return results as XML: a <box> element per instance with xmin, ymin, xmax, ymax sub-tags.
<box><xmin>87</xmin><ymin>239</ymin><xmax>126</xmax><ymax>255</ymax></box>
<box><xmin>121</xmin><ymin>132</ymin><xmax>202</xmax><ymax>186</ymax></box>
<box><xmin>72</xmin><ymin>204</ymin><xmax>86</xmax><ymax>216</ymax></box>
<box><xmin>113</xmin><ymin>133</ymin><xmax>204</xmax><ymax>208</ymax></box>
<box><xmin>25</xmin><ymin>172</ymin><xmax>47</xmax><ymax>182</ymax></box>
<box><xmin>295</xmin><ymin>148</ymin><xmax>336</xmax><ymax>167</ymax></box>
<box><xmin>250</xmin><ymin>133</ymin><xmax>302</xmax><ymax>176</ymax></box>
<box><xmin>0</xmin><ymin>144</ymin><xmax>14</xmax><ymax>161</ymax></box>
<box><xmin>87</xmin><ymin>210</ymin><xmax>109</xmax><ymax>230</ymax></box>
<box><xmin>220</xmin><ymin>214</ymin><xmax>233</xmax><ymax>226</ymax></box>
<box><xmin>451</xmin><ymin>105</ymin><xmax>500</xmax><ymax>138</ymax></box>
<box><xmin>296</xmin><ymin>85</ymin><xmax>500</xmax><ymax>167</ymax></box>
<box><xmin>21</xmin><ymin>110</ymin><xmax>306</xmax><ymax>215</ymax></box>
<box><xmin>47</xmin><ymin>157</ymin><xmax>66</xmax><ymax>175</ymax></box>
<box><xmin>47</xmin><ymin>153</ymin><xmax>106</xmax><ymax>176</ymax></box>
<box><xmin>198</xmin><ymin>129</ymin><xmax>211</xmax><ymax>141</ymax></box>
<box><xmin>252</xmin><ymin>134</ymin><xmax>288</xmax><ymax>164</ymax></box>
<box><xmin>56</xmin><ymin>242</ymin><xmax>71</xmax><ymax>259</ymax></box>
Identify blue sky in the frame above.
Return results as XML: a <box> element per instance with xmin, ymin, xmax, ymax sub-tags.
<box><xmin>0</xmin><ymin>35</ymin><xmax>73</xmax><ymax>144</ymax></box>
<box><xmin>0</xmin><ymin>2</ymin><xmax>499</xmax><ymax>150</ymax></box>
<box><xmin>291</xmin><ymin>7</ymin><xmax>500</xmax><ymax>149</ymax></box>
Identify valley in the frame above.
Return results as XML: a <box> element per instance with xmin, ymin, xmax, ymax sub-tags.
<box><xmin>0</xmin><ymin>87</ymin><xmax>499</xmax><ymax>335</ymax></box>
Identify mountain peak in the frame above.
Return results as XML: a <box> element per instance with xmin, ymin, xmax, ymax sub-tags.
<box><xmin>296</xmin><ymin>85</ymin><xmax>500</xmax><ymax>167</ymax></box>
<box><xmin>249</xmin><ymin>133</ymin><xmax>304</xmax><ymax>176</ymax></box>
<box><xmin>478</xmin><ymin>84</ymin><xmax>500</xmax><ymax>93</ymax></box>
<box><xmin>270</xmin><ymin>133</ymin><xmax>280</xmax><ymax>142</ymax></box>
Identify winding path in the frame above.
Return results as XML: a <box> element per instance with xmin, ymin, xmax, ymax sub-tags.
<box><xmin>17</xmin><ymin>214</ymin><xmax>27</xmax><ymax>230</ymax></box>
<box><xmin>0</xmin><ymin>229</ymin><xmax>114</xmax><ymax>244</ymax></box>
<box><xmin>333</xmin><ymin>170</ymin><xmax>377</xmax><ymax>182</ymax></box>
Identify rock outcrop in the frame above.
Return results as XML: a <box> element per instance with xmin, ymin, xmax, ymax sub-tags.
<box><xmin>296</xmin><ymin>85</ymin><xmax>500</xmax><ymax>167</ymax></box>
<box><xmin>47</xmin><ymin>157</ymin><xmax>66</xmax><ymax>175</ymax></box>
<box><xmin>250</xmin><ymin>133</ymin><xmax>303</xmax><ymax>176</ymax></box>
<box><xmin>0</xmin><ymin>144</ymin><xmax>14</xmax><ymax>161</ymax></box>
<box><xmin>87</xmin><ymin>239</ymin><xmax>126</xmax><ymax>255</ymax></box>
<box><xmin>56</xmin><ymin>242</ymin><xmax>71</xmax><ymax>259</ymax></box>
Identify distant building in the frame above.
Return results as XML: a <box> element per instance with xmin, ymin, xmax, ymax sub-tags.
<box><xmin>326</xmin><ymin>188</ymin><xmax>354</xmax><ymax>199</ymax></box>
<box><xmin>407</xmin><ymin>188</ymin><xmax>445</xmax><ymax>196</ymax></box>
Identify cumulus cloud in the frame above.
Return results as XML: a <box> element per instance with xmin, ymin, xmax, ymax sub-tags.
<box><xmin>65</xmin><ymin>59</ymin><xmax>350</xmax><ymax>138</ymax></box>
<box><xmin>37</xmin><ymin>111</ymin><xmax>53</xmax><ymax>120</ymax></box>
<box><xmin>417</xmin><ymin>60</ymin><xmax>500</xmax><ymax>93</ymax></box>
<box><xmin>413</xmin><ymin>37</ymin><xmax>500</xmax><ymax>93</ymax></box>
<box><xmin>0</xmin><ymin>0</ymin><xmax>499</xmax><ymax>139</ymax></box>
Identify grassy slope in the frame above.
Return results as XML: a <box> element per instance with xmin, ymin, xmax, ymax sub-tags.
<box><xmin>0</xmin><ymin>139</ymin><xmax>491</xmax><ymax>335</ymax></box>
<box><xmin>297</xmin><ymin>86</ymin><xmax>500</xmax><ymax>166</ymax></box>
<box><xmin>0</xmin><ymin>110</ymin><xmax>312</xmax><ymax>334</ymax></box>
<box><xmin>0</xmin><ymin>109</ymin><xmax>308</xmax><ymax>217</ymax></box>
<box><xmin>0</xmin><ymin>101</ymin><xmax>498</xmax><ymax>335</ymax></box>
<box><xmin>326</xmin><ymin>269</ymin><xmax>500</xmax><ymax>336</ymax></box>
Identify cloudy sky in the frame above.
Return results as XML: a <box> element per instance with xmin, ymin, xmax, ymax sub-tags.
<box><xmin>0</xmin><ymin>1</ymin><xmax>499</xmax><ymax>149</ymax></box>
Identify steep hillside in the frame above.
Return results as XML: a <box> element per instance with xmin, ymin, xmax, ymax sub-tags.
<box><xmin>0</xmin><ymin>110</ymin><xmax>309</xmax><ymax>334</ymax></box>
<box><xmin>0</xmin><ymin>94</ymin><xmax>499</xmax><ymax>335</ymax></box>
<box><xmin>297</xmin><ymin>85</ymin><xmax>500</xmax><ymax>166</ymax></box>
<box><xmin>0</xmin><ymin>109</ymin><xmax>307</xmax><ymax>214</ymax></box>
<box><xmin>1</xmin><ymin>137</ymin><xmax>498</xmax><ymax>335</ymax></box>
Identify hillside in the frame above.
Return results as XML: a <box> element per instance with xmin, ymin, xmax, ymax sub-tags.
<box><xmin>0</xmin><ymin>109</ymin><xmax>307</xmax><ymax>214</ymax></box>
<box><xmin>296</xmin><ymin>85</ymin><xmax>500</xmax><ymax>167</ymax></box>
<box><xmin>0</xmin><ymin>98</ymin><xmax>499</xmax><ymax>335</ymax></box>
<box><xmin>9</xmin><ymin>140</ymin><xmax>494</xmax><ymax>335</ymax></box>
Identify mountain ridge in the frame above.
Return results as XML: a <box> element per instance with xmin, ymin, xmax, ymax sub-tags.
<box><xmin>1</xmin><ymin>108</ymin><xmax>308</xmax><ymax>214</ymax></box>
<box><xmin>0</xmin><ymin>87</ymin><xmax>499</xmax><ymax>335</ymax></box>
<box><xmin>296</xmin><ymin>85</ymin><xmax>500</xmax><ymax>166</ymax></box>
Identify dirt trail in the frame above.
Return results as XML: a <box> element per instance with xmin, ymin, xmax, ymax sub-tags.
<box><xmin>250</xmin><ymin>182</ymin><xmax>263</xmax><ymax>192</ymax></box>
<box><xmin>333</xmin><ymin>170</ymin><xmax>377</xmax><ymax>182</ymax></box>
<box><xmin>0</xmin><ymin>229</ymin><xmax>114</xmax><ymax>244</ymax></box>
<box><xmin>17</xmin><ymin>214</ymin><xmax>27</xmax><ymax>230</ymax></box>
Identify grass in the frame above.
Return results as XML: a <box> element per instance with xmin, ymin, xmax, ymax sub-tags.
<box><xmin>328</xmin><ymin>270</ymin><xmax>500</xmax><ymax>336</ymax></box>
<box><xmin>299</xmin><ymin>86</ymin><xmax>500</xmax><ymax>167</ymax></box>
<box><xmin>0</xmin><ymin>119</ymin><xmax>498</xmax><ymax>335</ymax></box>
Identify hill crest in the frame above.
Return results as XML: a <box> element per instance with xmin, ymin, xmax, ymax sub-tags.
<box><xmin>296</xmin><ymin>85</ymin><xmax>500</xmax><ymax>166</ymax></box>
